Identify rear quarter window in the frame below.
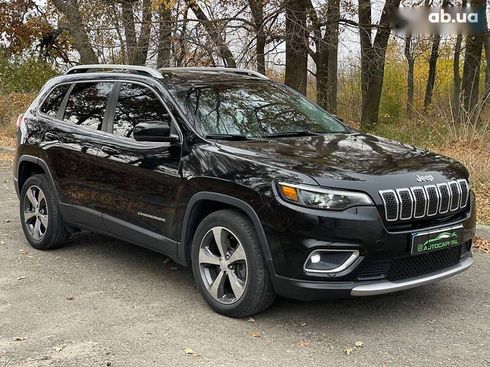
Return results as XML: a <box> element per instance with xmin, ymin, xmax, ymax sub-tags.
<box><xmin>63</xmin><ymin>82</ymin><xmax>114</xmax><ymax>130</ymax></box>
<box><xmin>40</xmin><ymin>84</ymin><xmax>70</xmax><ymax>117</ymax></box>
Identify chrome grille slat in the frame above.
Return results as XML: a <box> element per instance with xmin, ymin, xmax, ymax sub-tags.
<box><xmin>437</xmin><ymin>183</ymin><xmax>450</xmax><ymax>214</ymax></box>
<box><xmin>410</xmin><ymin>187</ymin><xmax>427</xmax><ymax>219</ymax></box>
<box><xmin>396</xmin><ymin>188</ymin><xmax>413</xmax><ymax>220</ymax></box>
<box><xmin>379</xmin><ymin>179</ymin><xmax>469</xmax><ymax>222</ymax></box>
<box><xmin>449</xmin><ymin>181</ymin><xmax>460</xmax><ymax>211</ymax></box>
<box><xmin>424</xmin><ymin>185</ymin><xmax>439</xmax><ymax>216</ymax></box>
<box><xmin>380</xmin><ymin>190</ymin><xmax>399</xmax><ymax>222</ymax></box>
<box><xmin>458</xmin><ymin>179</ymin><xmax>469</xmax><ymax>207</ymax></box>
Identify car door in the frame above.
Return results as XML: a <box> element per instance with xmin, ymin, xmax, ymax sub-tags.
<box><xmin>38</xmin><ymin>80</ymin><xmax>115</xmax><ymax>228</ymax></box>
<box><xmin>96</xmin><ymin>81</ymin><xmax>183</xmax><ymax>256</ymax></box>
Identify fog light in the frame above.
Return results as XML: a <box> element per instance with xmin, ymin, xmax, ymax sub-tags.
<box><xmin>310</xmin><ymin>254</ymin><xmax>321</xmax><ymax>264</ymax></box>
<box><xmin>304</xmin><ymin>250</ymin><xmax>360</xmax><ymax>274</ymax></box>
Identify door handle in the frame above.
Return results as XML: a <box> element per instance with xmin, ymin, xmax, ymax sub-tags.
<box><xmin>101</xmin><ymin>146</ymin><xmax>120</xmax><ymax>155</ymax></box>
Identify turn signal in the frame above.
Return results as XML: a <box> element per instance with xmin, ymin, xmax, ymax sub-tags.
<box><xmin>279</xmin><ymin>185</ymin><xmax>299</xmax><ymax>201</ymax></box>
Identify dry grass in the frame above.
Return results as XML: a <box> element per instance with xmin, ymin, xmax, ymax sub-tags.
<box><xmin>474</xmin><ymin>236</ymin><xmax>490</xmax><ymax>254</ymax></box>
<box><xmin>0</xmin><ymin>150</ymin><xmax>14</xmax><ymax>168</ymax></box>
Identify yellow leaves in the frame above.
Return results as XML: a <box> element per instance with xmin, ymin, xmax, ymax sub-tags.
<box><xmin>151</xmin><ymin>0</ymin><xmax>179</xmax><ymax>11</ymax></box>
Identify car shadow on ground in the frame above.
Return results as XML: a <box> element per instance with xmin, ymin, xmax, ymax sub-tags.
<box><xmin>58</xmin><ymin>230</ymin><xmax>474</xmax><ymax>329</ymax></box>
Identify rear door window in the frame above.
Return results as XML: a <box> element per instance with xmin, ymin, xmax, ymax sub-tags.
<box><xmin>63</xmin><ymin>82</ymin><xmax>114</xmax><ymax>130</ymax></box>
<box><xmin>40</xmin><ymin>84</ymin><xmax>70</xmax><ymax>117</ymax></box>
<box><xmin>112</xmin><ymin>83</ymin><xmax>169</xmax><ymax>138</ymax></box>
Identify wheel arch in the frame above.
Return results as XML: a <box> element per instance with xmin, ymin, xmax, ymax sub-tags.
<box><xmin>16</xmin><ymin>155</ymin><xmax>60</xmax><ymax>202</ymax></box>
<box><xmin>179</xmin><ymin>192</ymin><xmax>273</xmax><ymax>270</ymax></box>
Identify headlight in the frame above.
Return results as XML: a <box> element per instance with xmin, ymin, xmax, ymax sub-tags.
<box><xmin>277</xmin><ymin>182</ymin><xmax>373</xmax><ymax>210</ymax></box>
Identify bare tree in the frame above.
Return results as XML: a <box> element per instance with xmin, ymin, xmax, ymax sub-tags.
<box><xmin>120</xmin><ymin>0</ymin><xmax>152</xmax><ymax>65</ymax></box>
<box><xmin>185</xmin><ymin>0</ymin><xmax>237</xmax><ymax>67</ymax></box>
<box><xmin>404</xmin><ymin>35</ymin><xmax>415</xmax><ymax>115</ymax></box>
<box><xmin>157</xmin><ymin>4</ymin><xmax>173</xmax><ymax>68</ymax></box>
<box><xmin>50</xmin><ymin>0</ymin><xmax>98</xmax><ymax>64</ymax></box>
<box><xmin>358</xmin><ymin>0</ymin><xmax>401</xmax><ymax>129</ymax></box>
<box><xmin>248</xmin><ymin>0</ymin><xmax>266</xmax><ymax>74</ymax></box>
<box><xmin>461</xmin><ymin>0</ymin><xmax>485</xmax><ymax>112</ymax></box>
<box><xmin>308</xmin><ymin>0</ymin><xmax>340</xmax><ymax>112</ymax></box>
<box><xmin>285</xmin><ymin>0</ymin><xmax>308</xmax><ymax>95</ymax></box>
<box><xmin>423</xmin><ymin>0</ymin><xmax>448</xmax><ymax>111</ymax></box>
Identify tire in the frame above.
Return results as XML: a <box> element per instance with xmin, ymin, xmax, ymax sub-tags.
<box><xmin>19</xmin><ymin>174</ymin><xmax>70</xmax><ymax>250</ymax></box>
<box><xmin>191</xmin><ymin>209</ymin><xmax>276</xmax><ymax>317</ymax></box>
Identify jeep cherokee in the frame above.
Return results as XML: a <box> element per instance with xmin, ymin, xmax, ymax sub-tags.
<box><xmin>13</xmin><ymin>65</ymin><xmax>476</xmax><ymax>317</ymax></box>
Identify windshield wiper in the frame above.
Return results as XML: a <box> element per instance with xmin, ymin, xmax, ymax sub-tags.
<box><xmin>265</xmin><ymin>130</ymin><xmax>323</xmax><ymax>138</ymax></box>
<box><xmin>205</xmin><ymin>134</ymin><xmax>250</xmax><ymax>141</ymax></box>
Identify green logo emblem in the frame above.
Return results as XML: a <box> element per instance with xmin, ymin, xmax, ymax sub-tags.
<box><xmin>417</xmin><ymin>231</ymin><xmax>459</xmax><ymax>253</ymax></box>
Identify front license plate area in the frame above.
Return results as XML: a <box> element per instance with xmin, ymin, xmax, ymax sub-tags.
<box><xmin>411</xmin><ymin>226</ymin><xmax>464</xmax><ymax>255</ymax></box>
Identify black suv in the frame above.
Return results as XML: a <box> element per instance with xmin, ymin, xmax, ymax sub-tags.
<box><xmin>14</xmin><ymin>65</ymin><xmax>476</xmax><ymax>317</ymax></box>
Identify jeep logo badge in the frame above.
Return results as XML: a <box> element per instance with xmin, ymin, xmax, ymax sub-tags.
<box><xmin>416</xmin><ymin>174</ymin><xmax>434</xmax><ymax>182</ymax></box>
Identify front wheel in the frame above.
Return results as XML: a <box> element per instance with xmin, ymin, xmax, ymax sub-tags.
<box><xmin>191</xmin><ymin>209</ymin><xmax>276</xmax><ymax>317</ymax></box>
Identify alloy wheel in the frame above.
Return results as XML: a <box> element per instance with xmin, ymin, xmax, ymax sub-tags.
<box><xmin>198</xmin><ymin>226</ymin><xmax>248</xmax><ymax>304</ymax></box>
<box><xmin>23</xmin><ymin>185</ymin><xmax>48</xmax><ymax>240</ymax></box>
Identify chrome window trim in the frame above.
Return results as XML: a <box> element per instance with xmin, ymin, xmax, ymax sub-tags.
<box><xmin>396</xmin><ymin>188</ymin><xmax>413</xmax><ymax>220</ymax></box>
<box><xmin>37</xmin><ymin>78</ymin><xmax>183</xmax><ymax>143</ymax></box>
<box><xmin>303</xmin><ymin>249</ymin><xmax>360</xmax><ymax>274</ymax></box>
<box><xmin>410</xmin><ymin>186</ymin><xmax>427</xmax><ymax>219</ymax></box>
<box><xmin>437</xmin><ymin>183</ymin><xmax>451</xmax><ymax>214</ymax></box>
<box><xmin>424</xmin><ymin>184</ymin><xmax>439</xmax><ymax>217</ymax></box>
<box><xmin>379</xmin><ymin>189</ymin><xmax>399</xmax><ymax>222</ymax></box>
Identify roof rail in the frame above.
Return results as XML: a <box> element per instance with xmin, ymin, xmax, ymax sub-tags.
<box><xmin>159</xmin><ymin>67</ymin><xmax>268</xmax><ymax>80</ymax></box>
<box><xmin>65</xmin><ymin>64</ymin><xmax>163</xmax><ymax>78</ymax></box>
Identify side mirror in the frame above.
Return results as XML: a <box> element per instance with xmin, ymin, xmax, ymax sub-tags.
<box><xmin>133</xmin><ymin>120</ymin><xmax>177</xmax><ymax>142</ymax></box>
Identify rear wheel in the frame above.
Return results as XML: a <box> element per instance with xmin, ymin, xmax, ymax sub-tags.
<box><xmin>20</xmin><ymin>174</ymin><xmax>70</xmax><ymax>250</ymax></box>
<box><xmin>191</xmin><ymin>209</ymin><xmax>275</xmax><ymax>317</ymax></box>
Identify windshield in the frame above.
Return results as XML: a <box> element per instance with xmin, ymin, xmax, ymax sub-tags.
<box><xmin>170</xmin><ymin>82</ymin><xmax>347</xmax><ymax>138</ymax></box>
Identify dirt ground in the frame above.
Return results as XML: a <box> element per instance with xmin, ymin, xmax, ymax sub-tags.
<box><xmin>0</xmin><ymin>162</ymin><xmax>489</xmax><ymax>367</ymax></box>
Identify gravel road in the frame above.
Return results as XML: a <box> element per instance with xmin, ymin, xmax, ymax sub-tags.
<box><xmin>0</xmin><ymin>161</ymin><xmax>489</xmax><ymax>367</ymax></box>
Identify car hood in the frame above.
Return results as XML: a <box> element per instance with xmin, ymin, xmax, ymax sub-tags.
<box><xmin>215</xmin><ymin>133</ymin><xmax>468</xmax><ymax>190</ymax></box>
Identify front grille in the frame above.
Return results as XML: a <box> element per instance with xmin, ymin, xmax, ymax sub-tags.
<box><xmin>379</xmin><ymin>179</ymin><xmax>469</xmax><ymax>222</ymax></box>
<box><xmin>358</xmin><ymin>245</ymin><xmax>463</xmax><ymax>281</ymax></box>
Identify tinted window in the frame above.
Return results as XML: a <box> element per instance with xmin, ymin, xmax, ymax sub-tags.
<box><xmin>112</xmin><ymin>83</ymin><xmax>169</xmax><ymax>138</ymax></box>
<box><xmin>63</xmin><ymin>82</ymin><xmax>113</xmax><ymax>130</ymax></box>
<box><xmin>170</xmin><ymin>83</ymin><xmax>346</xmax><ymax>138</ymax></box>
<box><xmin>40</xmin><ymin>84</ymin><xmax>70</xmax><ymax>117</ymax></box>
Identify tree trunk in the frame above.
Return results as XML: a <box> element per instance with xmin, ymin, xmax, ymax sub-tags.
<box><xmin>121</xmin><ymin>0</ymin><xmax>138</xmax><ymax>64</ymax></box>
<box><xmin>359</xmin><ymin>0</ymin><xmax>401</xmax><ymax>129</ymax></box>
<box><xmin>452</xmin><ymin>34</ymin><xmax>463</xmax><ymax>119</ymax></box>
<box><xmin>324</xmin><ymin>0</ymin><xmax>340</xmax><ymax>113</ymax></box>
<box><xmin>134</xmin><ymin>0</ymin><xmax>152</xmax><ymax>65</ymax></box>
<box><xmin>248</xmin><ymin>0</ymin><xmax>266</xmax><ymax>74</ymax></box>
<box><xmin>121</xmin><ymin>0</ymin><xmax>151</xmax><ymax>65</ymax></box>
<box><xmin>185</xmin><ymin>0</ymin><xmax>236</xmax><ymax>68</ymax></box>
<box><xmin>462</xmin><ymin>0</ymin><xmax>485</xmax><ymax>113</ymax></box>
<box><xmin>285</xmin><ymin>0</ymin><xmax>308</xmax><ymax>95</ymax></box>
<box><xmin>50</xmin><ymin>0</ymin><xmax>98</xmax><ymax>64</ymax></box>
<box><xmin>157</xmin><ymin>5</ymin><xmax>173</xmax><ymax>68</ymax></box>
<box><xmin>483</xmin><ymin>7</ymin><xmax>490</xmax><ymax>103</ymax></box>
<box><xmin>404</xmin><ymin>35</ymin><xmax>414</xmax><ymax>116</ymax></box>
<box><xmin>423</xmin><ymin>34</ymin><xmax>441</xmax><ymax>111</ymax></box>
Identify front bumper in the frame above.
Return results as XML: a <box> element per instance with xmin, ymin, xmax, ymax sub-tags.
<box><xmin>260</xmin><ymin>191</ymin><xmax>477</xmax><ymax>300</ymax></box>
<box><xmin>270</xmin><ymin>253</ymin><xmax>473</xmax><ymax>301</ymax></box>
<box><xmin>350</xmin><ymin>254</ymin><xmax>473</xmax><ymax>296</ymax></box>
